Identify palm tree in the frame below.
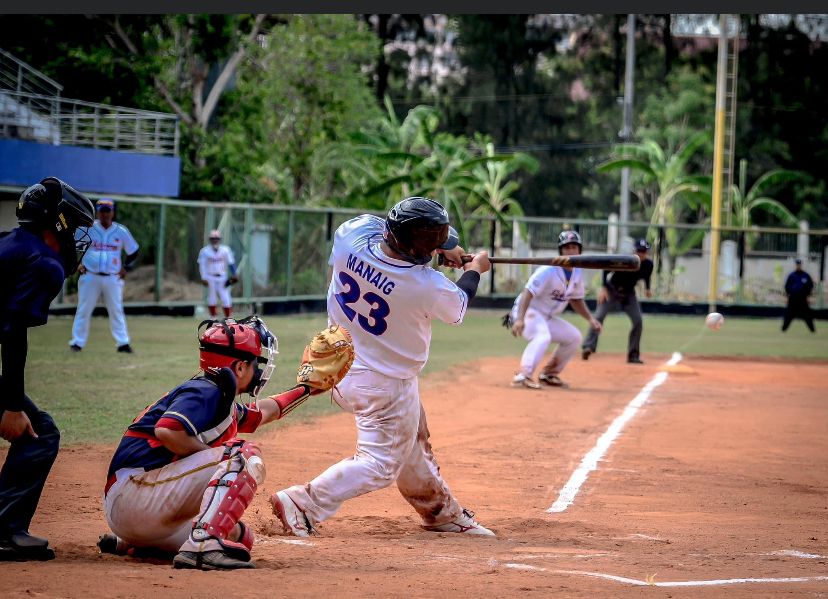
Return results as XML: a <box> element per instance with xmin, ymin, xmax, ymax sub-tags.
<box><xmin>321</xmin><ymin>98</ymin><xmax>538</xmax><ymax>246</ymax></box>
<box><xmin>597</xmin><ymin>130</ymin><xmax>711</xmax><ymax>288</ymax></box>
<box><xmin>727</xmin><ymin>160</ymin><xmax>801</xmax><ymax>229</ymax></box>
<box><xmin>466</xmin><ymin>140</ymin><xmax>539</xmax><ymax>255</ymax></box>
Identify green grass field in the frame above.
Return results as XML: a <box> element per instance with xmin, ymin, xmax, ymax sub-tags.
<box><xmin>12</xmin><ymin>311</ymin><xmax>826</xmax><ymax>445</ymax></box>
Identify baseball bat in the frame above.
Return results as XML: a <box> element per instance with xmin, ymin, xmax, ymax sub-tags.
<box><xmin>456</xmin><ymin>254</ymin><xmax>640</xmax><ymax>271</ymax></box>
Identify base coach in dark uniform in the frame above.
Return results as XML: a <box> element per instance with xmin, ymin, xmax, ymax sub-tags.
<box><xmin>582</xmin><ymin>238</ymin><xmax>654</xmax><ymax>364</ymax></box>
<box><xmin>0</xmin><ymin>177</ymin><xmax>94</xmax><ymax>561</ymax></box>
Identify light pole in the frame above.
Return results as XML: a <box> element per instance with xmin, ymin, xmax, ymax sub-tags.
<box><xmin>619</xmin><ymin>14</ymin><xmax>636</xmax><ymax>250</ymax></box>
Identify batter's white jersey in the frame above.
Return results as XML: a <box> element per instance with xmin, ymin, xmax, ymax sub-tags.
<box><xmin>80</xmin><ymin>221</ymin><xmax>139</xmax><ymax>275</ymax></box>
<box><xmin>327</xmin><ymin>215</ymin><xmax>468</xmax><ymax>379</ymax></box>
<box><xmin>511</xmin><ymin>265</ymin><xmax>585</xmax><ymax>318</ymax></box>
<box><xmin>198</xmin><ymin>244</ymin><xmax>235</xmax><ymax>279</ymax></box>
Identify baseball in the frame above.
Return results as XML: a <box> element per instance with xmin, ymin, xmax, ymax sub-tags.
<box><xmin>705</xmin><ymin>312</ymin><xmax>724</xmax><ymax>331</ymax></box>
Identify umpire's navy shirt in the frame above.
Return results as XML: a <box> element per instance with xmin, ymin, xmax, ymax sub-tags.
<box><xmin>0</xmin><ymin>227</ymin><xmax>65</xmax><ymax>411</ymax></box>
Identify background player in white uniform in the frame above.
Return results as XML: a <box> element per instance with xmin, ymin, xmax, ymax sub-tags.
<box><xmin>198</xmin><ymin>230</ymin><xmax>237</xmax><ymax>318</ymax></box>
<box><xmin>270</xmin><ymin>197</ymin><xmax>495</xmax><ymax>537</ymax></box>
<box><xmin>69</xmin><ymin>198</ymin><xmax>139</xmax><ymax>353</ymax></box>
<box><xmin>507</xmin><ymin>230</ymin><xmax>601</xmax><ymax>389</ymax></box>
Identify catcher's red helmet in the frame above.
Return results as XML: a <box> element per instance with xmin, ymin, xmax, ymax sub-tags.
<box><xmin>197</xmin><ymin>317</ymin><xmax>278</xmax><ymax>398</ymax></box>
<box><xmin>198</xmin><ymin>319</ymin><xmax>265</xmax><ymax>370</ymax></box>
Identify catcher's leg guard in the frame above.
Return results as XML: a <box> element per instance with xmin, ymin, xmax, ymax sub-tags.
<box><xmin>179</xmin><ymin>441</ymin><xmax>262</xmax><ymax>562</ymax></box>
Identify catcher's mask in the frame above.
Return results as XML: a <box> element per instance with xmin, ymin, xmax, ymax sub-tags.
<box><xmin>198</xmin><ymin>316</ymin><xmax>278</xmax><ymax>399</ymax></box>
<box><xmin>384</xmin><ymin>197</ymin><xmax>459</xmax><ymax>265</ymax></box>
<box><xmin>17</xmin><ymin>177</ymin><xmax>95</xmax><ymax>274</ymax></box>
<box><xmin>557</xmin><ymin>230</ymin><xmax>583</xmax><ymax>254</ymax></box>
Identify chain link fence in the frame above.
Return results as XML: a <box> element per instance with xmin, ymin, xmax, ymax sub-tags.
<box><xmin>55</xmin><ymin>196</ymin><xmax>828</xmax><ymax>310</ymax></box>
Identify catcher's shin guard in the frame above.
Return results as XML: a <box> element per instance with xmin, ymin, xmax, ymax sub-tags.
<box><xmin>181</xmin><ymin>442</ymin><xmax>263</xmax><ymax>561</ymax></box>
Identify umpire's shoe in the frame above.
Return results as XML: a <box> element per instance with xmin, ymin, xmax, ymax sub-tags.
<box><xmin>173</xmin><ymin>550</ymin><xmax>256</xmax><ymax>570</ymax></box>
<box><xmin>0</xmin><ymin>532</ymin><xmax>56</xmax><ymax>561</ymax></box>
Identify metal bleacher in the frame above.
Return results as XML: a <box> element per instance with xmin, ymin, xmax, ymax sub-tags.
<box><xmin>0</xmin><ymin>48</ymin><xmax>179</xmax><ymax>156</ymax></box>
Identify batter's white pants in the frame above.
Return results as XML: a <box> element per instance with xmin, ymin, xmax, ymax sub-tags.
<box><xmin>516</xmin><ymin>307</ymin><xmax>582</xmax><ymax>378</ymax></box>
<box><xmin>206</xmin><ymin>274</ymin><xmax>232</xmax><ymax>308</ymax></box>
<box><xmin>103</xmin><ymin>447</ymin><xmax>225</xmax><ymax>552</ymax></box>
<box><xmin>70</xmin><ymin>273</ymin><xmax>130</xmax><ymax>348</ymax></box>
<box><xmin>282</xmin><ymin>368</ymin><xmax>463</xmax><ymax>527</ymax></box>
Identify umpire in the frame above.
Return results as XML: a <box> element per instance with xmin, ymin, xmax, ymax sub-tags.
<box><xmin>782</xmin><ymin>258</ymin><xmax>816</xmax><ymax>333</ymax></box>
<box><xmin>582</xmin><ymin>238</ymin><xmax>654</xmax><ymax>364</ymax></box>
<box><xmin>0</xmin><ymin>177</ymin><xmax>94</xmax><ymax>561</ymax></box>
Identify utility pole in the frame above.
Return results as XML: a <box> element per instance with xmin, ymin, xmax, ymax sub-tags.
<box><xmin>619</xmin><ymin>14</ymin><xmax>636</xmax><ymax>249</ymax></box>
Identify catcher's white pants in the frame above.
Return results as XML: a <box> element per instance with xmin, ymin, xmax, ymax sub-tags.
<box><xmin>517</xmin><ymin>306</ymin><xmax>582</xmax><ymax>377</ymax></box>
<box><xmin>206</xmin><ymin>274</ymin><xmax>232</xmax><ymax>307</ymax></box>
<box><xmin>282</xmin><ymin>368</ymin><xmax>463</xmax><ymax>527</ymax></box>
<box><xmin>103</xmin><ymin>446</ymin><xmax>225</xmax><ymax>552</ymax></box>
<box><xmin>70</xmin><ymin>273</ymin><xmax>130</xmax><ymax>347</ymax></box>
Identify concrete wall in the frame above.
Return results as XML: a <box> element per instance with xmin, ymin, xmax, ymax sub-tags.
<box><xmin>0</xmin><ymin>138</ymin><xmax>180</xmax><ymax>197</ymax></box>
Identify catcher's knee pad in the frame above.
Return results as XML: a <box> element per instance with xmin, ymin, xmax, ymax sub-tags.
<box><xmin>191</xmin><ymin>444</ymin><xmax>262</xmax><ymax>560</ymax></box>
<box><xmin>222</xmin><ymin>440</ymin><xmax>266</xmax><ymax>484</ymax></box>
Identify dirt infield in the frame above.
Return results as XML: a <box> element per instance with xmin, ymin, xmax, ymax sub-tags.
<box><xmin>3</xmin><ymin>354</ymin><xmax>827</xmax><ymax>598</ymax></box>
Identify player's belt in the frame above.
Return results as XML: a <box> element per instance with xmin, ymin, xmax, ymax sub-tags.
<box><xmin>89</xmin><ymin>271</ymin><xmax>114</xmax><ymax>276</ymax></box>
<box><xmin>104</xmin><ymin>473</ymin><xmax>118</xmax><ymax>497</ymax></box>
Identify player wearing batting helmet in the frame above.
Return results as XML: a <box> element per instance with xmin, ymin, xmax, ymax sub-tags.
<box><xmin>269</xmin><ymin>197</ymin><xmax>497</xmax><ymax>538</ymax></box>
<box><xmin>506</xmin><ymin>229</ymin><xmax>602</xmax><ymax>389</ymax></box>
<box><xmin>1</xmin><ymin>177</ymin><xmax>95</xmax><ymax>561</ymax></box>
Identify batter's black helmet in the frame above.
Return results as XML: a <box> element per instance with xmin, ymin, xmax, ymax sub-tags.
<box><xmin>557</xmin><ymin>230</ymin><xmax>582</xmax><ymax>252</ymax></box>
<box><xmin>634</xmin><ymin>238</ymin><xmax>651</xmax><ymax>251</ymax></box>
<box><xmin>17</xmin><ymin>177</ymin><xmax>95</xmax><ymax>275</ymax></box>
<box><xmin>385</xmin><ymin>197</ymin><xmax>459</xmax><ymax>265</ymax></box>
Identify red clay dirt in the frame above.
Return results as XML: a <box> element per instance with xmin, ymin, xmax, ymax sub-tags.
<box><xmin>2</xmin><ymin>353</ymin><xmax>827</xmax><ymax>598</ymax></box>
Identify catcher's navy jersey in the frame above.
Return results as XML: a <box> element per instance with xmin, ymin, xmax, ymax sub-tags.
<box><xmin>0</xmin><ymin>228</ymin><xmax>65</xmax><ymax>336</ymax></box>
<box><xmin>326</xmin><ymin>215</ymin><xmax>468</xmax><ymax>379</ymax></box>
<box><xmin>107</xmin><ymin>375</ymin><xmax>260</xmax><ymax>478</ymax></box>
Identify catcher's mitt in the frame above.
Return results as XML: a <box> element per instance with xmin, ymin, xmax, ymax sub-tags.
<box><xmin>296</xmin><ymin>325</ymin><xmax>355</xmax><ymax>395</ymax></box>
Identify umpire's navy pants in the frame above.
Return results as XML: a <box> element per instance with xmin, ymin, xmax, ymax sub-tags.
<box><xmin>0</xmin><ymin>394</ymin><xmax>60</xmax><ymax>538</ymax></box>
<box><xmin>582</xmin><ymin>292</ymin><xmax>644</xmax><ymax>361</ymax></box>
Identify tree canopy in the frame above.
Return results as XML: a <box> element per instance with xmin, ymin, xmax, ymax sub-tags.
<box><xmin>1</xmin><ymin>14</ymin><xmax>825</xmax><ymax>226</ymax></box>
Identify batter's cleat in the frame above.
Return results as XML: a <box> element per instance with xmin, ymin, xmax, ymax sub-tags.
<box><xmin>423</xmin><ymin>509</ymin><xmax>495</xmax><ymax>537</ymax></box>
<box><xmin>270</xmin><ymin>491</ymin><xmax>314</xmax><ymax>537</ymax></box>
<box><xmin>97</xmin><ymin>533</ymin><xmax>131</xmax><ymax>555</ymax></box>
<box><xmin>539</xmin><ymin>373</ymin><xmax>569</xmax><ymax>388</ymax></box>
<box><xmin>511</xmin><ymin>373</ymin><xmax>541</xmax><ymax>389</ymax></box>
<box><xmin>0</xmin><ymin>532</ymin><xmax>56</xmax><ymax>561</ymax></box>
<box><xmin>581</xmin><ymin>348</ymin><xmax>592</xmax><ymax>360</ymax></box>
<box><xmin>70</xmin><ymin>343</ymin><xmax>82</xmax><ymax>352</ymax></box>
<box><xmin>627</xmin><ymin>357</ymin><xmax>644</xmax><ymax>364</ymax></box>
<box><xmin>173</xmin><ymin>550</ymin><xmax>255</xmax><ymax>570</ymax></box>
<box><xmin>117</xmin><ymin>344</ymin><xmax>134</xmax><ymax>353</ymax></box>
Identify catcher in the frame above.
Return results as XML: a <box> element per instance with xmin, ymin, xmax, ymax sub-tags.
<box><xmin>97</xmin><ymin>318</ymin><xmax>354</xmax><ymax>570</ymax></box>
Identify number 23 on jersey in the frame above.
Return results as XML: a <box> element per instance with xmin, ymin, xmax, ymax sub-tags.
<box><xmin>334</xmin><ymin>271</ymin><xmax>390</xmax><ymax>336</ymax></box>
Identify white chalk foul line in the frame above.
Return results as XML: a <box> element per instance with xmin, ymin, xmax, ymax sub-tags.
<box><xmin>547</xmin><ymin>352</ymin><xmax>682</xmax><ymax>513</ymax></box>
<box><xmin>552</xmin><ymin>569</ymin><xmax>828</xmax><ymax>587</ymax></box>
<box><xmin>504</xmin><ymin>565</ymin><xmax>828</xmax><ymax>587</ymax></box>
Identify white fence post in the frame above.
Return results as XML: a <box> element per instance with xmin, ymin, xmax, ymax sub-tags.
<box><xmin>797</xmin><ymin>220</ymin><xmax>809</xmax><ymax>261</ymax></box>
<box><xmin>608</xmin><ymin>213</ymin><xmax>619</xmax><ymax>253</ymax></box>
